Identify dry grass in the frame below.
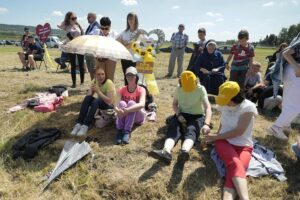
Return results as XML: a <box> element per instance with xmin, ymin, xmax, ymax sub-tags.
<box><xmin>0</xmin><ymin>46</ymin><xmax>299</xmax><ymax>200</ymax></box>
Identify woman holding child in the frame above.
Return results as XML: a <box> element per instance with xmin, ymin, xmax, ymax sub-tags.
<box><xmin>205</xmin><ymin>81</ymin><xmax>257</xmax><ymax>200</ymax></box>
<box><xmin>70</xmin><ymin>66</ymin><xmax>116</xmax><ymax>136</ymax></box>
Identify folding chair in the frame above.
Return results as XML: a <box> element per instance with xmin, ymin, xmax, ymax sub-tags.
<box><xmin>35</xmin><ymin>55</ymin><xmax>47</xmax><ymax>70</ymax></box>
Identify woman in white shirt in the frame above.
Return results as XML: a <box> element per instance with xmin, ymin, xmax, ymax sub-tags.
<box><xmin>117</xmin><ymin>12</ymin><xmax>139</xmax><ymax>83</ymax></box>
<box><xmin>58</xmin><ymin>11</ymin><xmax>84</xmax><ymax>88</ymax></box>
<box><xmin>96</xmin><ymin>17</ymin><xmax>118</xmax><ymax>81</ymax></box>
<box><xmin>205</xmin><ymin>81</ymin><xmax>257</xmax><ymax>200</ymax></box>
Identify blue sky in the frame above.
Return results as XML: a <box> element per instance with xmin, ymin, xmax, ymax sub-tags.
<box><xmin>0</xmin><ymin>0</ymin><xmax>298</xmax><ymax>42</ymax></box>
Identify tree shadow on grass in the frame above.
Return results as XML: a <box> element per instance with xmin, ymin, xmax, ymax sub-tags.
<box><xmin>254</xmin><ymin>136</ymin><xmax>300</xmax><ymax>197</ymax></box>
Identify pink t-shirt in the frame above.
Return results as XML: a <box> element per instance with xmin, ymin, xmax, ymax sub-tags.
<box><xmin>118</xmin><ymin>85</ymin><xmax>143</xmax><ymax>103</ymax></box>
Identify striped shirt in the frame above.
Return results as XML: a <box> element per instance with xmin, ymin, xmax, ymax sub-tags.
<box><xmin>171</xmin><ymin>32</ymin><xmax>189</xmax><ymax>49</ymax></box>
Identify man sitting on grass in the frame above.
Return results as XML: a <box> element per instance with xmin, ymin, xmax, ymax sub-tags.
<box><xmin>19</xmin><ymin>35</ymin><xmax>44</xmax><ymax>70</ymax></box>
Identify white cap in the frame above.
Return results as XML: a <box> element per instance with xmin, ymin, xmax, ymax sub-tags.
<box><xmin>125</xmin><ymin>66</ymin><xmax>138</xmax><ymax>75</ymax></box>
<box><xmin>206</xmin><ymin>40</ymin><xmax>217</xmax><ymax>48</ymax></box>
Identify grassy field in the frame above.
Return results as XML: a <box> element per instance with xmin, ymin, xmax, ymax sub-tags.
<box><xmin>0</xmin><ymin>46</ymin><xmax>299</xmax><ymax>200</ymax></box>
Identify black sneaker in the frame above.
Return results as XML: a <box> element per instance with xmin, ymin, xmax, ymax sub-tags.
<box><xmin>149</xmin><ymin>149</ymin><xmax>172</xmax><ymax>165</ymax></box>
<box><xmin>164</xmin><ymin>74</ymin><xmax>172</xmax><ymax>78</ymax></box>
<box><xmin>177</xmin><ymin>150</ymin><xmax>190</xmax><ymax>166</ymax></box>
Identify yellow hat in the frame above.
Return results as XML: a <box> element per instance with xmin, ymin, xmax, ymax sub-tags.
<box><xmin>180</xmin><ymin>71</ymin><xmax>197</xmax><ymax>92</ymax></box>
<box><xmin>216</xmin><ymin>81</ymin><xmax>240</xmax><ymax>106</ymax></box>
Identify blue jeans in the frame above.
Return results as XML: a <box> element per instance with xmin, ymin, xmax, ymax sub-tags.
<box><xmin>77</xmin><ymin>95</ymin><xmax>113</xmax><ymax>126</ymax></box>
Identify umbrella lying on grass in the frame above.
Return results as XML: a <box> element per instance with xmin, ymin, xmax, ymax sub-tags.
<box><xmin>60</xmin><ymin>35</ymin><xmax>133</xmax><ymax>61</ymax></box>
<box><xmin>43</xmin><ymin>140</ymin><xmax>92</xmax><ymax>190</ymax></box>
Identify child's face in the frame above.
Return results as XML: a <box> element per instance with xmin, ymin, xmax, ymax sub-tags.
<box><xmin>238</xmin><ymin>38</ymin><xmax>248</xmax><ymax>47</ymax></box>
<box><xmin>198</xmin><ymin>32</ymin><xmax>206</xmax><ymax>40</ymax></box>
<box><xmin>251</xmin><ymin>65</ymin><xmax>260</xmax><ymax>73</ymax></box>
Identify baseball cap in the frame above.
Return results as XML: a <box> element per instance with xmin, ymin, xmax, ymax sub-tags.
<box><xmin>206</xmin><ymin>40</ymin><xmax>217</xmax><ymax>48</ymax></box>
<box><xmin>180</xmin><ymin>71</ymin><xmax>197</xmax><ymax>92</ymax></box>
<box><xmin>125</xmin><ymin>66</ymin><xmax>138</xmax><ymax>75</ymax></box>
<box><xmin>216</xmin><ymin>81</ymin><xmax>240</xmax><ymax>106</ymax></box>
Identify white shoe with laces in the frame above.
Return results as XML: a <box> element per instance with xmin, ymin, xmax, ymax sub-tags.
<box><xmin>71</xmin><ymin>123</ymin><xmax>82</xmax><ymax>135</ymax></box>
<box><xmin>267</xmin><ymin>125</ymin><xmax>288</xmax><ymax>140</ymax></box>
<box><xmin>77</xmin><ymin>125</ymin><xmax>89</xmax><ymax>136</ymax></box>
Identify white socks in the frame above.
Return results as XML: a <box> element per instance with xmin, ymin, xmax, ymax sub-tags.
<box><xmin>181</xmin><ymin>139</ymin><xmax>194</xmax><ymax>152</ymax></box>
<box><xmin>163</xmin><ymin>138</ymin><xmax>175</xmax><ymax>153</ymax></box>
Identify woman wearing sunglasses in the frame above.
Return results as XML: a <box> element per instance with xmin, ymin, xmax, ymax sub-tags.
<box><xmin>96</xmin><ymin>17</ymin><xmax>118</xmax><ymax>81</ymax></box>
<box><xmin>58</xmin><ymin>11</ymin><xmax>84</xmax><ymax>88</ymax></box>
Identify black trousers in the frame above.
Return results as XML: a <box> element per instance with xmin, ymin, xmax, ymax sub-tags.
<box><xmin>69</xmin><ymin>53</ymin><xmax>85</xmax><ymax>85</ymax></box>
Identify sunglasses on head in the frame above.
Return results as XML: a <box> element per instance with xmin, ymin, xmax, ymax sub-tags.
<box><xmin>71</xmin><ymin>17</ymin><xmax>77</xmax><ymax>20</ymax></box>
<box><xmin>101</xmin><ymin>27</ymin><xmax>110</xmax><ymax>30</ymax></box>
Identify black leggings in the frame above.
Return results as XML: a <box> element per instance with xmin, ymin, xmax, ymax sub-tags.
<box><xmin>69</xmin><ymin>53</ymin><xmax>85</xmax><ymax>85</ymax></box>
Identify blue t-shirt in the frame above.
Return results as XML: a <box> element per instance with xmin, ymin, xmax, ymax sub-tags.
<box><xmin>29</xmin><ymin>43</ymin><xmax>43</xmax><ymax>55</ymax></box>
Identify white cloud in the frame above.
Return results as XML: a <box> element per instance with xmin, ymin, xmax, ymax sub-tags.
<box><xmin>215</xmin><ymin>18</ymin><xmax>224</xmax><ymax>22</ymax></box>
<box><xmin>0</xmin><ymin>7</ymin><xmax>8</xmax><ymax>14</ymax></box>
<box><xmin>206</xmin><ymin>12</ymin><xmax>222</xmax><ymax>17</ymax></box>
<box><xmin>263</xmin><ymin>1</ymin><xmax>274</xmax><ymax>7</ymax></box>
<box><xmin>172</xmin><ymin>5</ymin><xmax>180</xmax><ymax>9</ymax></box>
<box><xmin>52</xmin><ymin>11</ymin><xmax>63</xmax><ymax>17</ymax></box>
<box><xmin>291</xmin><ymin>0</ymin><xmax>298</xmax><ymax>4</ymax></box>
<box><xmin>197</xmin><ymin>22</ymin><xmax>215</xmax><ymax>27</ymax></box>
<box><xmin>121</xmin><ymin>0</ymin><xmax>138</xmax><ymax>6</ymax></box>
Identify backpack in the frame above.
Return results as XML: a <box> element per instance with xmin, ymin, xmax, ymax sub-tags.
<box><xmin>48</xmin><ymin>85</ymin><xmax>68</xmax><ymax>97</ymax></box>
<box><xmin>12</xmin><ymin>128</ymin><xmax>61</xmax><ymax>160</ymax></box>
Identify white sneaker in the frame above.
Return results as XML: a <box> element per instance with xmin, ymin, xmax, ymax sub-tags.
<box><xmin>71</xmin><ymin>123</ymin><xmax>82</xmax><ymax>135</ymax></box>
<box><xmin>76</xmin><ymin>125</ymin><xmax>89</xmax><ymax>136</ymax></box>
<box><xmin>267</xmin><ymin>125</ymin><xmax>288</xmax><ymax>140</ymax></box>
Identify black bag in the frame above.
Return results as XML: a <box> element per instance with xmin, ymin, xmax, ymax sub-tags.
<box><xmin>48</xmin><ymin>85</ymin><xmax>67</xmax><ymax>97</ymax></box>
<box><xmin>12</xmin><ymin>128</ymin><xmax>62</xmax><ymax>160</ymax></box>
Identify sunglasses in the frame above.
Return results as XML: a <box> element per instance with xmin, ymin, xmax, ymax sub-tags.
<box><xmin>126</xmin><ymin>73</ymin><xmax>135</xmax><ymax>77</ymax></box>
<box><xmin>101</xmin><ymin>27</ymin><xmax>110</xmax><ymax>31</ymax></box>
<box><xmin>71</xmin><ymin>17</ymin><xmax>77</xmax><ymax>21</ymax></box>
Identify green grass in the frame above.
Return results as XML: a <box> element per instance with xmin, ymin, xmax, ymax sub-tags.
<box><xmin>0</xmin><ymin>46</ymin><xmax>299</xmax><ymax>199</ymax></box>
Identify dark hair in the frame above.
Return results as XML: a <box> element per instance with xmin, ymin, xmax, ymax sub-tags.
<box><xmin>125</xmin><ymin>74</ymin><xmax>139</xmax><ymax>85</ymax></box>
<box><xmin>28</xmin><ymin>35</ymin><xmax>34</xmax><ymax>39</ymax></box>
<box><xmin>238</xmin><ymin>29</ymin><xmax>249</xmax><ymax>40</ymax></box>
<box><xmin>231</xmin><ymin>91</ymin><xmax>245</xmax><ymax>104</ymax></box>
<box><xmin>63</xmin><ymin>11</ymin><xmax>84</xmax><ymax>35</ymax></box>
<box><xmin>24</xmin><ymin>27</ymin><xmax>29</xmax><ymax>31</ymax></box>
<box><xmin>198</xmin><ymin>27</ymin><xmax>206</xmax><ymax>34</ymax></box>
<box><xmin>126</xmin><ymin>12</ymin><xmax>139</xmax><ymax>31</ymax></box>
<box><xmin>100</xmin><ymin>17</ymin><xmax>111</xmax><ymax>26</ymax></box>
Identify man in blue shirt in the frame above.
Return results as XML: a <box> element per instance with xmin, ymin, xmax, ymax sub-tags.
<box><xmin>19</xmin><ymin>35</ymin><xmax>44</xmax><ymax>70</ymax></box>
<box><xmin>165</xmin><ymin>24</ymin><xmax>189</xmax><ymax>78</ymax></box>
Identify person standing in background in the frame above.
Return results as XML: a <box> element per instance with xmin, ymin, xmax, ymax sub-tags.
<box><xmin>165</xmin><ymin>24</ymin><xmax>189</xmax><ymax>78</ymax></box>
<box><xmin>117</xmin><ymin>12</ymin><xmax>139</xmax><ymax>83</ymax></box>
<box><xmin>187</xmin><ymin>27</ymin><xmax>206</xmax><ymax>70</ymax></box>
<box><xmin>85</xmin><ymin>12</ymin><xmax>100</xmax><ymax>80</ymax></box>
<box><xmin>58</xmin><ymin>11</ymin><xmax>84</xmax><ymax>88</ymax></box>
<box><xmin>97</xmin><ymin>17</ymin><xmax>118</xmax><ymax>81</ymax></box>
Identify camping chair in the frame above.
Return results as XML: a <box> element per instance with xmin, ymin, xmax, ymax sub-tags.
<box><xmin>35</xmin><ymin>54</ymin><xmax>47</xmax><ymax>70</ymax></box>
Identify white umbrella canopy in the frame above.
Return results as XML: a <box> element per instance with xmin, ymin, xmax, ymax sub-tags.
<box><xmin>61</xmin><ymin>35</ymin><xmax>133</xmax><ymax>61</ymax></box>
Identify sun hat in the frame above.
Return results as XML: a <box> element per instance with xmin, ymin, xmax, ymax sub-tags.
<box><xmin>125</xmin><ymin>66</ymin><xmax>138</xmax><ymax>75</ymax></box>
<box><xmin>216</xmin><ymin>81</ymin><xmax>240</xmax><ymax>106</ymax></box>
<box><xmin>206</xmin><ymin>40</ymin><xmax>217</xmax><ymax>48</ymax></box>
<box><xmin>180</xmin><ymin>71</ymin><xmax>197</xmax><ymax>92</ymax></box>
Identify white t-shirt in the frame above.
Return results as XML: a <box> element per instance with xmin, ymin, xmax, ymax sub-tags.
<box><xmin>99</xmin><ymin>30</ymin><xmax>119</xmax><ymax>39</ymax></box>
<box><xmin>217</xmin><ymin>99</ymin><xmax>257</xmax><ymax>147</ymax></box>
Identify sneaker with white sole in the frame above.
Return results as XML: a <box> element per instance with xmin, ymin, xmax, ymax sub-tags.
<box><xmin>77</xmin><ymin>125</ymin><xmax>89</xmax><ymax>136</ymax></box>
<box><xmin>71</xmin><ymin>123</ymin><xmax>82</xmax><ymax>135</ymax></box>
<box><xmin>267</xmin><ymin>125</ymin><xmax>288</xmax><ymax>140</ymax></box>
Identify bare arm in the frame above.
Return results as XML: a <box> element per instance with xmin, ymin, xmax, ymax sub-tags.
<box><xmin>225</xmin><ymin>54</ymin><xmax>233</xmax><ymax>70</ymax></box>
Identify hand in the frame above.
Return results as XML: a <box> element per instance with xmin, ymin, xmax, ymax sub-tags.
<box><xmin>204</xmin><ymin>134</ymin><xmax>219</xmax><ymax>144</ymax></box>
<box><xmin>201</xmin><ymin>125</ymin><xmax>211</xmax><ymax>135</ymax></box>
<box><xmin>225</xmin><ymin>64</ymin><xmax>231</xmax><ymax>71</ymax></box>
<box><xmin>122</xmin><ymin>107</ymin><xmax>130</xmax><ymax>116</ymax></box>
<box><xmin>115</xmin><ymin>108</ymin><xmax>125</xmax><ymax>117</ymax></box>
<box><xmin>200</xmin><ymin>68</ymin><xmax>210</xmax><ymax>74</ymax></box>
<box><xmin>91</xmin><ymin>84</ymin><xmax>98</xmax><ymax>93</ymax></box>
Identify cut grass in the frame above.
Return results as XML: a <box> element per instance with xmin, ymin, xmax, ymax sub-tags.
<box><xmin>0</xmin><ymin>46</ymin><xmax>299</xmax><ymax>199</ymax></box>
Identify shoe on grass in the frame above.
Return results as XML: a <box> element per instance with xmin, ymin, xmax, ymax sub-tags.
<box><xmin>116</xmin><ymin>129</ymin><xmax>123</xmax><ymax>145</ymax></box>
<box><xmin>149</xmin><ymin>149</ymin><xmax>172</xmax><ymax>165</ymax></box>
<box><xmin>177</xmin><ymin>149</ymin><xmax>190</xmax><ymax>165</ymax></box>
<box><xmin>71</xmin><ymin>123</ymin><xmax>81</xmax><ymax>135</ymax></box>
<box><xmin>267</xmin><ymin>125</ymin><xmax>288</xmax><ymax>140</ymax></box>
<box><xmin>122</xmin><ymin>130</ymin><xmax>130</xmax><ymax>145</ymax></box>
<box><xmin>76</xmin><ymin>125</ymin><xmax>89</xmax><ymax>136</ymax></box>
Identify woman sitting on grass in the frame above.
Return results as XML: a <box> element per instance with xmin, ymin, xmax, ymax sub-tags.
<box><xmin>205</xmin><ymin>81</ymin><xmax>257</xmax><ymax>200</ymax></box>
<box><xmin>114</xmin><ymin>66</ymin><xmax>146</xmax><ymax>145</ymax></box>
<box><xmin>70</xmin><ymin>66</ymin><xmax>116</xmax><ymax>136</ymax></box>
